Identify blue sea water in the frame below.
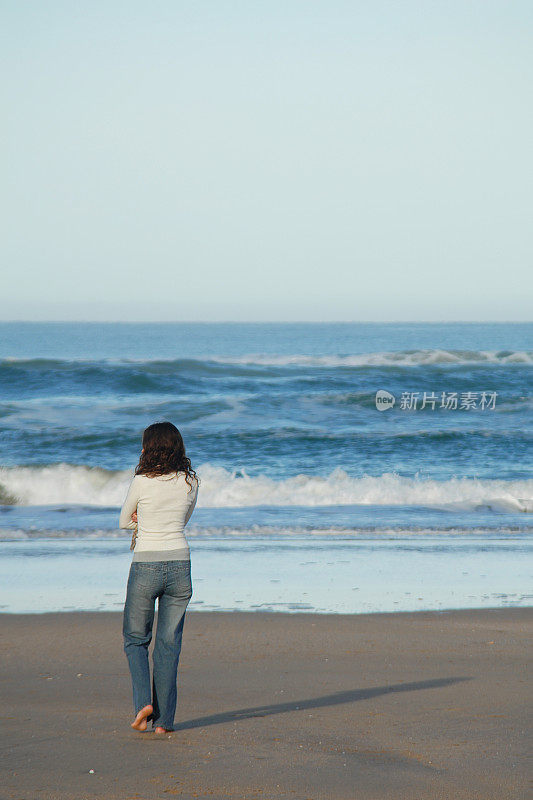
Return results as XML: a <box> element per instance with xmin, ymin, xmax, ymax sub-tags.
<box><xmin>0</xmin><ymin>321</ymin><xmax>531</xmax><ymax>613</ymax></box>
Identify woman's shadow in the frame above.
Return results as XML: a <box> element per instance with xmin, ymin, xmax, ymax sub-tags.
<box><xmin>172</xmin><ymin>675</ymin><xmax>472</xmax><ymax>731</ymax></box>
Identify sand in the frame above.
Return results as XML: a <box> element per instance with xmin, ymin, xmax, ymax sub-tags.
<box><xmin>0</xmin><ymin>607</ymin><xmax>531</xmax><ymax>800</ymax></box>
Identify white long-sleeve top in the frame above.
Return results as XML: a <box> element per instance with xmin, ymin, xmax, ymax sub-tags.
<box><xmin>119</xmin><ymin>471</ymin><xmax>198</xmax><ymax>561</ymax></box>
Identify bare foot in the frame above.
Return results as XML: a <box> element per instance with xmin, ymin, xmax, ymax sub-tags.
<box><xmin>154</xmin><ymin>726</ymin><xmax>172</xmax><ymax>734</ymax></box>
<box><xmin>131</xmin><ymin>704</ymin><xmax>153</xmax><ymax>731</ymax></box>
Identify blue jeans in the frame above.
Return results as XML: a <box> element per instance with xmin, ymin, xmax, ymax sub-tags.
<box><xmin>122</xmin><ymin>560</ymin><xmax>193</xmax><ymax>730</ymax></box>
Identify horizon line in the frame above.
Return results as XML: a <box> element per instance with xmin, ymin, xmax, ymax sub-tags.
<box><xmin>0</xmin><ymin>319</ymin><xmax>531</xmax><ymax>325</ymax></box>
<box><xmin>0</xmin><ymin>319</ymin><xmax>533</xmax><ymax>325</ymax></box>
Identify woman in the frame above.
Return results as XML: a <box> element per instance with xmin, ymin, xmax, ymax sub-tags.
<box><xmin>119</xmin><ymin>421</ymin><xmax>199</xmax><ymax>734</ymax></box>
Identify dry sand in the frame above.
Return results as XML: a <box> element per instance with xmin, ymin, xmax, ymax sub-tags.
<box><xmin>1</xmin><ymin>607</ymin><xmax>531</xmax><ymax>800</ymax></box>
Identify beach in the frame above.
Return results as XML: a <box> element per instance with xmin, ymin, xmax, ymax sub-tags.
<box><xmin>1</xmin><ymin>607</ymin><xmax>530</xmax><ymax>800</ymax></box>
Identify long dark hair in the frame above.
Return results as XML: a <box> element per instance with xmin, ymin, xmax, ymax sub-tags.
<box><xmin>134</xmin><ymin>421</ymin><xmax>199</xmax><ymax>491</ymax></box>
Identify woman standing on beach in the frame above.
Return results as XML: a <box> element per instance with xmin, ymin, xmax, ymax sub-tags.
<box><xmin>119</xmin><ymin>421</ymin><xmax>199</xmax><ymax>734</ymax></box>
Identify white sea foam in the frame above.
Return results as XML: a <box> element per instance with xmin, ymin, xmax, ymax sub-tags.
<box><xmin>0</xmin><ymin>463</ymin><xmax>531</xmax><ymax>512</ymax></box>
<box><xmin>0</xmin><ymin>525</ymin><xmax>527</xmax><ymax>541</ymax></box>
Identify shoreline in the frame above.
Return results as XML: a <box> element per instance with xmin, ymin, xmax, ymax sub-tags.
<box><xmin>2</xmin><ymin>532</ymin><xmax>530</xmax><ymax>614</ymax></box>
<box><xmin>1</xmin><ymin>606</ymin><xmax>530</xmax><ymax>799</ymax></box>
<box><xmin>1</xmin><ymin>602</ymin><xmax>531</xmax><ymax>616</ymax></box>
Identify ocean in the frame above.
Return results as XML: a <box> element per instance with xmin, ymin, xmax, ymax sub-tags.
<box><xmin>0</xmin><ymin>321</ymin><xmax>531</xmax><ymax>613</ymax></box>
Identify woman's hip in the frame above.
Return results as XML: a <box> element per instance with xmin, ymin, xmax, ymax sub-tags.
<box><xmin>126</xmin><ymin>560</ymin><xmax>192</xmax><ymax>594</ymax></box>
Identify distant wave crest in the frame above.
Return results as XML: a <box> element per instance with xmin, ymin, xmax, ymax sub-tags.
<box><xmin>1</xmin><ymin>349</ymin><xmax>532</xmax><ymax>371</ymax></box>
<box><xmin>211</xmin><ymin>349</ymin><xmax>533</xmax><ymax>367</ymax></box>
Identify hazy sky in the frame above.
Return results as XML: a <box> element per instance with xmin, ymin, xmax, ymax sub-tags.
<box><xmin>1</xmin><ymin>1</ymin><xmax>532</xmax><ymax>321</ymax></box>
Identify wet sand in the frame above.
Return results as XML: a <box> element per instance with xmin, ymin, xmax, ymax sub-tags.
<box><xmin>1</xmin><ymin>607</ymin><xmax>531</xmax><ymax>800</ymax></box>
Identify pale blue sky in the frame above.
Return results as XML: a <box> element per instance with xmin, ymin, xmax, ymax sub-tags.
<box><xmin>1</xmin><ymin>1</ymin><xmax>532</xmax><ymax>321</ymax></box>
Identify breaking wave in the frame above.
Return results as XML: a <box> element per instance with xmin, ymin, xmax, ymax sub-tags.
<box><xmin>0</xmin><ymin>463</ymin><xmax>531</xmax><ymax>513</ymax></box>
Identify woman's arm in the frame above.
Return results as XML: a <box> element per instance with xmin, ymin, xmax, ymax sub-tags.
<box><xmin>183</xmin><ymin>477</ymin><xmax>199</xmax><ymax>526</ymax></box>
<box><xmin>119</xmin><ymin>476</ymin><xmax>140</xmax><ymax>530</ymax></box>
